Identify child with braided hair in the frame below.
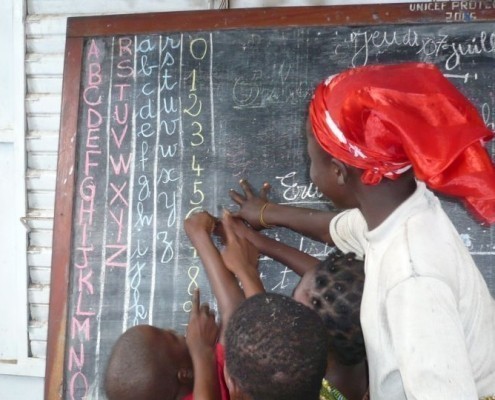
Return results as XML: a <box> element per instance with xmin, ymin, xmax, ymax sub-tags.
<box><xmin>229</xmin><ymin>62</ymin><xmax>495</xmax><ymax>399</ymax></box>
<box><xmin>293</xmin><ymin>251</ymin><xmax>367</xmax><ymax>400</ymax></box>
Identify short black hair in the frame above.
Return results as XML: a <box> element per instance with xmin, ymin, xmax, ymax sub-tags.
<box><xmin>104</xmin><ymin>325</ymin><xmax>178</xmax><ymax>400</ymax></box>
<box><xmin>225</xmin><ymin>292</ymin><xmax>329</xmax><ymax>400</ymax></box>
<box><xmin>310</xmin><ymin>250</ymin><xmax>366</xmax><ymax>365</ymax></box>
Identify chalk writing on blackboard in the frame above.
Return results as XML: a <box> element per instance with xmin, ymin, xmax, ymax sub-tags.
<box><xmin>51</xmin><ymin>15</ymin><xmax>495</xmax><ymax>400</ymax></box>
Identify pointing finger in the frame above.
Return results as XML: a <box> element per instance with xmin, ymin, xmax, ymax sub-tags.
<box><xmin>191</xmin><ymin>288</ymin><xmax>200</xmax><ymax>315</ymax></box>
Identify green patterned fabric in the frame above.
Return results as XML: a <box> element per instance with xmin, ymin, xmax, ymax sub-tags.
<box><xmin>320</xmin><ymin>378</ymin><xmax>347</xmax><ymax>400</ymax></box>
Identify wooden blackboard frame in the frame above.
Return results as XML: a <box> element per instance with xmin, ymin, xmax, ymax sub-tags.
<box><xmin>46</xmin><ymin>3</ymin><xmax>495</xmax><ymax>399</ymax></box>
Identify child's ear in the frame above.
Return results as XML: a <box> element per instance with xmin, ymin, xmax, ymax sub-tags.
<box><xmin>331</xmin><ymin>159</ymin><xmax>349</xmax><ymax>185</ymax></box>
<box><xmin>225</xmin><ymin>373</ymin><xmax>250</xmax><ymax>400</ymax></box>
<box><xmin>223</xmin><ymin>367</ymin><xmax>248</xmax><ymax>400</ymax></box>
<box><xmin>177</xmin><ymin>367</ymin><xmax>193</xmax><ymax>384</ymax></box>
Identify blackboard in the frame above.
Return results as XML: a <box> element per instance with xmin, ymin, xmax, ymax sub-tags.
<box><xmin>46</xmin><ymin>4</ymin><xmax>495</xmax><ymax>399</ymax></box>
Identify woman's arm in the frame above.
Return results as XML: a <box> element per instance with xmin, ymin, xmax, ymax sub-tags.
<box><xmin>229</xmin><ymin>179</ymin><xmax>336</xmax><ymax>244</ymax></box>
<box><xmin>226</xmin><ymin>213</ymin><xmax>320</xmax><ymax>276</ymax></box>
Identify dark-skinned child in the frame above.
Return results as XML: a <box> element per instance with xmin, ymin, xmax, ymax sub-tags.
<box><xmin>184</xmin><ymin>210</ymin><xmax>369</xmax><ymax>399</ymax></box>
<box><xmin>185</xmin><ymin>212</ymin><xmax>329</xmax><ymax>400</ymax></box>
<box><xmin>220</xmin><ymin>211</ymin><xmax>369</xmax><ymax>400</ymax></box>
<box><xmin>104</xmin><ymin>288</ymin><xmax>226</xmax><ymax>400</ymax></box>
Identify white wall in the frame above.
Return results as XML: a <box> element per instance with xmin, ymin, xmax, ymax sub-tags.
<box><xmin>1</xmin><ymin>0</ymin><xmax>428</xmax><ymax>399</ymax></box>
<box><xmin>0</xmin><ymin>376</ymin><xmax>44</xmax><ymax>400</ymax></box>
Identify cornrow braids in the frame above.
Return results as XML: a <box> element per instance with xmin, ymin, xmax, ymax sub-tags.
<box><xmin>309</xmin><ymin>250</ymin><xmax>366</xmax><ymax>366</ymax></box>
<box><xmin>225</xmin><ymin>293</ymin><xmax>329</xmax><ymax>400</ymax></box>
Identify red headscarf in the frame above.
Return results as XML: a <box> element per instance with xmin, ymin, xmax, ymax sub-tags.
<box><xmin>309</xmin><ymin>62</ymin><xmax>495</xmax><ymax>224</ymax></box>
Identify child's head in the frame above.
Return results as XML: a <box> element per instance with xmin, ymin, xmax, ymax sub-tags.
<box><xmin>308</xmin><ymin>62</ymin><xmax>495</xmax><ymax>223</ymax></box>
<box><xmin>104</xmin><ymin>325</ymin><xmax>193</xmax><ymax>400</ymax></box>
<box><xmin>293</xmin><ymin>250</ymin><xmax>365</xmax><ymax>366</ymax></box>
<box><xmin>224</xmin><ymin>292</ymin><xmax>329</xmax><ymax>400</ymax></box>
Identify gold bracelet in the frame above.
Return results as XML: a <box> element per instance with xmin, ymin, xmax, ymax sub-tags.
<box><xmin>259</xmin><ymin>202</ymin><xmax>273</xmax><ymax>229</ymax></box>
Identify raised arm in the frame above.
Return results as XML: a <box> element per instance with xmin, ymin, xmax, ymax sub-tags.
<box><xmin>184</xmin><ymin>212</ymin><xmax>244</xmax><ymax>340</ymax></box>
<box><xmin>229</xmin><ymin>179</ymin><xmax>336</xmax><ymax>244</ymax></box>
<box><xmin>220</xmin><ymin>211</ymin><xmax>265</xmax><ymax>298</ymax></box>
<box><xmin>186</xmin><ymin>288</ymin><xmax>220</xmax><ymax>400</ymax></box>
<box><xmin>225</xmin><ymin>213</ymin><xmax>320</xmax><ymax>277</ymax></box>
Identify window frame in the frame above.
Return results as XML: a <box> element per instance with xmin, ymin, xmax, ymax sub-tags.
<box><xmin>0</xmin><ymin>0</ymin><xmax>45</xmax><ymax>378</ymax></box>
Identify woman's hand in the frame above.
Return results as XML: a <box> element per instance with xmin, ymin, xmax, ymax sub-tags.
<box><xmin>229</xmin><ymin>179</ymin><xmax>272</xmax><ymax>230</ymax></box>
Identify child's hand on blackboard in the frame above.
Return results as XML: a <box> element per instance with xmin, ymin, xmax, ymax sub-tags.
<box><xmin>217</xmin><ymin>209</ymin><xmax>256</xmax><ymax>243</ymax></box>
<box><xmin>186</xmin><ymin>288</ymin><xmax>219</xmax><ymax>357</ymax></box>
<box><xmin>220</xmin><ymin>210</ymin><xmax>260</xmax><ymax>277</ymax></box>
<box><xmin>184</xmin><ymin>211</ymin><xmax>218</xmax><ymax>238</ymax></box>
<box><xmin>229</xmin><ymin>179</ymin><xmax>272</xmax><ymax>230</ymax></box>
